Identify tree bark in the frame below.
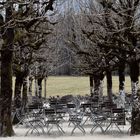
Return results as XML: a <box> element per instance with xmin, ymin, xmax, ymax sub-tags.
<box><xmin>92</xmin><ymin>74</ymin><xmax>104</xmax><ymax>102</ymax></box>
<box><xmin>99</xmin><ymin>80</ymin><xmax>103</xmax><ymax>101</ymax></box>
<box><xmin>35</xmin><ymin>78</ymin><xmax>38</xmax><ymax>97</ymax></box>
<box><xmin>93</xmin><ymin>76</ymin><xmax>101</xmax><ymax>96</ymax></box>
<box><xmin>106</xmin><ymin>70</ymin><xmax>113</xmax><ymax>102</ymax></box>
<box><xmin>22</xmin><ymin>77</ymin><xmax>28</xmax><ymax>108</ymax></box>
<box><xmin>44</xmin><ymin>77</ymin><xmax>47</xmax><ymax>99</ymax></box>
<box><xmin>130</xmin><ymin>61</ymin><xmax>140</xmax><ymax>135</ymax></box>
<box><xmin>89</xmin><ymin>75</ymin><xmax>94</xmax><ymax>97</ymax></box>
<box><xmin>28</xmin><ymin>76</ymin><xmax>33</xmax><ymax>97</ymax></box>
<box><xmin>119</xmin><ymin>61</ymin><xmax>125</xmax><ymax>92</ymax></box>
<box><xmin>92</xmin><ymin>73</ymin><xmax>104</xmax><ymax>101</ymax></box>
<box><xmin>118</xmin><ymin>61</ymin><xmax>125</xmax><ymax>108</ymax></box>
<box><xmin>14</xmin><ymin>75</ymin><xmax>23</xmax><ymax>108</ymax></box>
<box><xmin>37</xmin><ymin>77</ymin><xmax>43</xmax><ymax>98</ymax></box>
<box><xmin>0</xmin><ymin>5</ymin><xmax>15</xmax><ymax>136</ymax></box>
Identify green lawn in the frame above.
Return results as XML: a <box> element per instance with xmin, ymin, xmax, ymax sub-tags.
<box><xmin>12</xmin><ymin>76</ymin><xmax>133</xmax><ymax>97</ymax></box>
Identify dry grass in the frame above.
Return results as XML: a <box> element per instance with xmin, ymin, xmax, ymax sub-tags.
<box><xmin>12</xmin><ymin>76</ymin><xmax>133</xmax><ymax>97</ymax></box>
<box><xmin>41</xmin><ymin>76</ymin><xmax>132</xmax><ymax>97</ymax></box>
<box><xmin>42</xmin><ymin>76</ymin><xmax>90</xmax><ymax>97</ymax></box>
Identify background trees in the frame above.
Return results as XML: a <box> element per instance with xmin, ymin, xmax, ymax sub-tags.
<box><xmin>0</xmin><ymin>0</ymin><xmax>140</xmax><ymax>136</ymax></box>
<box><xmin>56</xmin><ymin>0</ymin><xmax>140</xmax><ymax>134</ymax></box>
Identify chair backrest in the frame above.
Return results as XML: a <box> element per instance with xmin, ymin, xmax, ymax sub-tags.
<box><xmin>101</xmin><ymin>102</ymin><xmax>117</xmax><ymax>109</ymax></box>
<box><xmin>67</xmin><ymin>103</ymin><xmax>76</xmax><ymax>108</ymax></box>
<box><xmin>111</xmin><ymin>108</ymin><xmax>124</xmax><ymax>113</ymax></box>
<box><xmin>111</xmin><ymin>108</ymin><xmax>125</xmax><ymax>125</ymax></box>
<box><xmin>54</xmin><ymin>104</ymin><xmax>64</xmax><ymax>110</ymax></box>
<box><xmin>81</xmin><ymin>103</ymin><xmax>92</xmax><ymax>108</ymax></box>
<box><xmin>27</xmin><ymin>104</ymin><xmax>42</xmax><ymax>111</ymax></box>
<box><xmin>44</xmin><ymin>108</ymin><xmax>56</xmax><ymax>115</ymax></box>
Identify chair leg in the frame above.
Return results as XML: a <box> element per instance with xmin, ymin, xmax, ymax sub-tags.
<box><xmin>82</xmin><ymin>116</ymin><xmax>90</xmax><ymax>125</ymax></box>
<box><xmin>36</xmin><ymin>121</ymin><xmax>45</xmax><ymax>134</ymax></box>
<box><xmin>77</xmin><ymin>124</ymin><xmax>86</xmax><ymax>134</ymax></box>
<box><xmin>57</xmin><ymin>124</ymin><xmax>65</xmax><ymax>134</ymax></box>
<box><xmin>71</xmin><ymin>122</ymin><xmax>85</xmax><ymax>135</ymax></box>
<box><xmin>47</xmin><ymin>124</ymin><xmax>53</xmax><ymax>134</ymax></box>
<box><xmin>104</xmin><ymin>122</ymin><xmax>112</xmax><ymax>133</ymax></box>
<box><xmin>71</xmin><ymin>125</ymin><xmax>77</xmax><ymax>135</ymax></box>
<box><xmin>114</xmin><ymin>123</ymin><xmax>123</xmax><ymax>133</ymax></box>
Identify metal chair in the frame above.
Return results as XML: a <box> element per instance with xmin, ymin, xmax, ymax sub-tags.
<box><xmin>104</xmin><ymin>108</ymin><xmax>125</xmax><ymax>133</ymax></box>
<box><xmin>25</xmin><ymin>111</ymin><xmax>45</xmax><ymax>136</ymax></box>
<box><xmin>90</xmin><ymin>109</ymin><xmax>107</xmax><ymax>134</ymax></box>
<box><xmin>44</xmin><ymin>108</ymin><xmax>65</xmax><ymax>135</ymax></box>
<box><xmin>25</xmin><ymin>104</ymin><xmax>44</xmax><ymax>136</ymax></box>
<box><xmin>68</xmin><ymin>109</ymin><xmax>85</xmax><ymax>135</ymax></box>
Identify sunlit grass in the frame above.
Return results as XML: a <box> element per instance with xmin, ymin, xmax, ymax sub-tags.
<box><xmin>42</xmin><ymin>76</ymin><xmax>90</xmax><ymax>97</ymax></box>
<box><xmin>42</xmin><ymin>76</ymin><xmax>132</xmax><ymax>97</ymax></box>
<box><xmin>12</xmin><ymin>76</ymin><xmax>134</xmax><ymax>97</ymax></box>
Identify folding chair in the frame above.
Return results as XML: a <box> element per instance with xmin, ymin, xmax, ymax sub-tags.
<box><xmin>90</xmin><ymin>110</ymin><xmax>107</xmax><ymax>134</ymax></box>
<box><xmin>25</xmin><ymin>105</ymin><xmax>44</xmax><ymax>136</ymax></box>
<box><xmin>80</xmin><ymin>103</ymin><xmax>93</xmax><ymax>125</ymax></box>
<box><xmin>68</xmin><ymin>110</ymin><xmax>85</xmax><ymax>135</ymax></box>
<box><xmin>104</xmin><ymin>108</ymin><xmax>125</xmax><ymax>133</ymax></box>
<box><xmin>44</xmin><ymin>108</ymin><xmax>65</xmax><ymax>135</ymax></box>
<box><xmin>14</xmin><ymin>108</ymin><xmax>29</xmax><ymax>128</ymax></box>
<box><xmin>25</xmin><ymin>112</ymin><xmax>45</xmax><ymax>136</ymax></box>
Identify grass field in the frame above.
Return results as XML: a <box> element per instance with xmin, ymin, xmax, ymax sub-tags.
<box><xmin>42</xmin><ymin>76</ymin><xmax>90</xmax><ymax>97</ymax></box>
<box><xmin>41</xmin><ymin>76</ymin><xmax>132</xmax><ymax>97</ymax></box>
<box><xmin>12</xmin><ymin>76</ymin><xmax>133</xmax><ymax>97</ymax></box>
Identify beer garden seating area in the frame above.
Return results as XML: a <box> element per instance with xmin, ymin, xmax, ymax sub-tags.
<box><xmin>12</xmin><ymin>95</ymin><xmax>132</xmax><ymax>136</ymax></box>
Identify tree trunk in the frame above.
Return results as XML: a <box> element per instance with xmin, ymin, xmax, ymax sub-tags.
<box><xmin>99</xmin><ymin>80</ymin><xmax>103</xmax><ymax>101</ymax></box>
<box><xmin>37</xmin><ymin>77</ymin><xmax>43</xmax><ymax>98</ymax></box>
<box><xmin>28</xmin><ymin>76</ymin><xmax>33</xmax><ymax>97</ymax></box>
<box><xmin>119</xmin><ymin>62</ymin><xmax>125</xmax><ymax>92</ymax></box>
<box><xmin>14</xmin><ymin>75</ymin><xmax>23</xmax><ymax>108</ymax></box>
<box><xmin>22</xmin><ymin>77</ymin><xmax>28</xmax><ymax>108</ymax></box>
<box><xmin>89</xmin><ymin>76</ymin><xmax>94</xmax><ymax>97</ymax></box>
<box><xmin>92</xmin><ymin>75</ymin><xmax>103</xmax><ymax>102</ymax></box>
<box><xmin>106</xmin><ymin>70</ymin><xmax>113</xmax><ymax>102</ymax></box>
<box><xmin>93</xmin><ymin>76</ymin><xmax>101</xmax><ymax>96</ymax></box>
<box><xmin>27</xmin><ymin>76</ymin><xmax>33</xmax><ymax>104</ymax></box>
<box><xmin>92</xmin><ymin>74</ymin><xmax>104</xmax><ymax>101</ymax></box>
<box><xmin>118</xmin><ymin>61</ymin><xmax>125</xmax><ymax>108</ymax></box>
<box><xmin>35</xmin><ymin>78</ymin><xmax>38</xmax><ymax>97</ymax></box>
<box><xmin>0</xmin><ymin>5</ymin><xmax>15</xmax><ymax>136</ymax></box>
<box><xmin>44</xmin><ymin>77</ymin><xmax>47</xmax><ymax>99</ymax></box>
<box><xmin>130</xmin><ymin>61</ymin><xmax>140</xmax><ymax>135</ymax></box>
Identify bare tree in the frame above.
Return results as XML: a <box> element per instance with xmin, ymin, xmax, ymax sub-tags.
<box><xmin>96</xmin><ymin>0</ymin><xmax>140</xmax><ymax>135</ymax></box>
<box><xmin>0</xmin><ymin>0</ymin><xmax>55</xmax><ymax>136</ymax></box>
<box><xmin>59</xmin><ymin>0</ymin><xmax>140</xmax><ymax>135</ymax></box>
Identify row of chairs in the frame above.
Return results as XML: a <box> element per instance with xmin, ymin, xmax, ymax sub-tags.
<box><xmin>13</xmin><ymin>99</ymin><xmax>130</xmax><ymax>136</ymax></box>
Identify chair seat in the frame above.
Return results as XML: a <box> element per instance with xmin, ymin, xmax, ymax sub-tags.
<box><xmin>69</xmin><ymin>118</ymin><xmax>82</xmax><ymax>123</ymax></box>
<box><xmin>46</xmin><ymin>120</ymin><xmax>60</xmax><ymax>124</ymax></box>
<box><xmin>94</xmin><ymin>116</ymin><xmax>106</xmax><ymax>122</ymax></box>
